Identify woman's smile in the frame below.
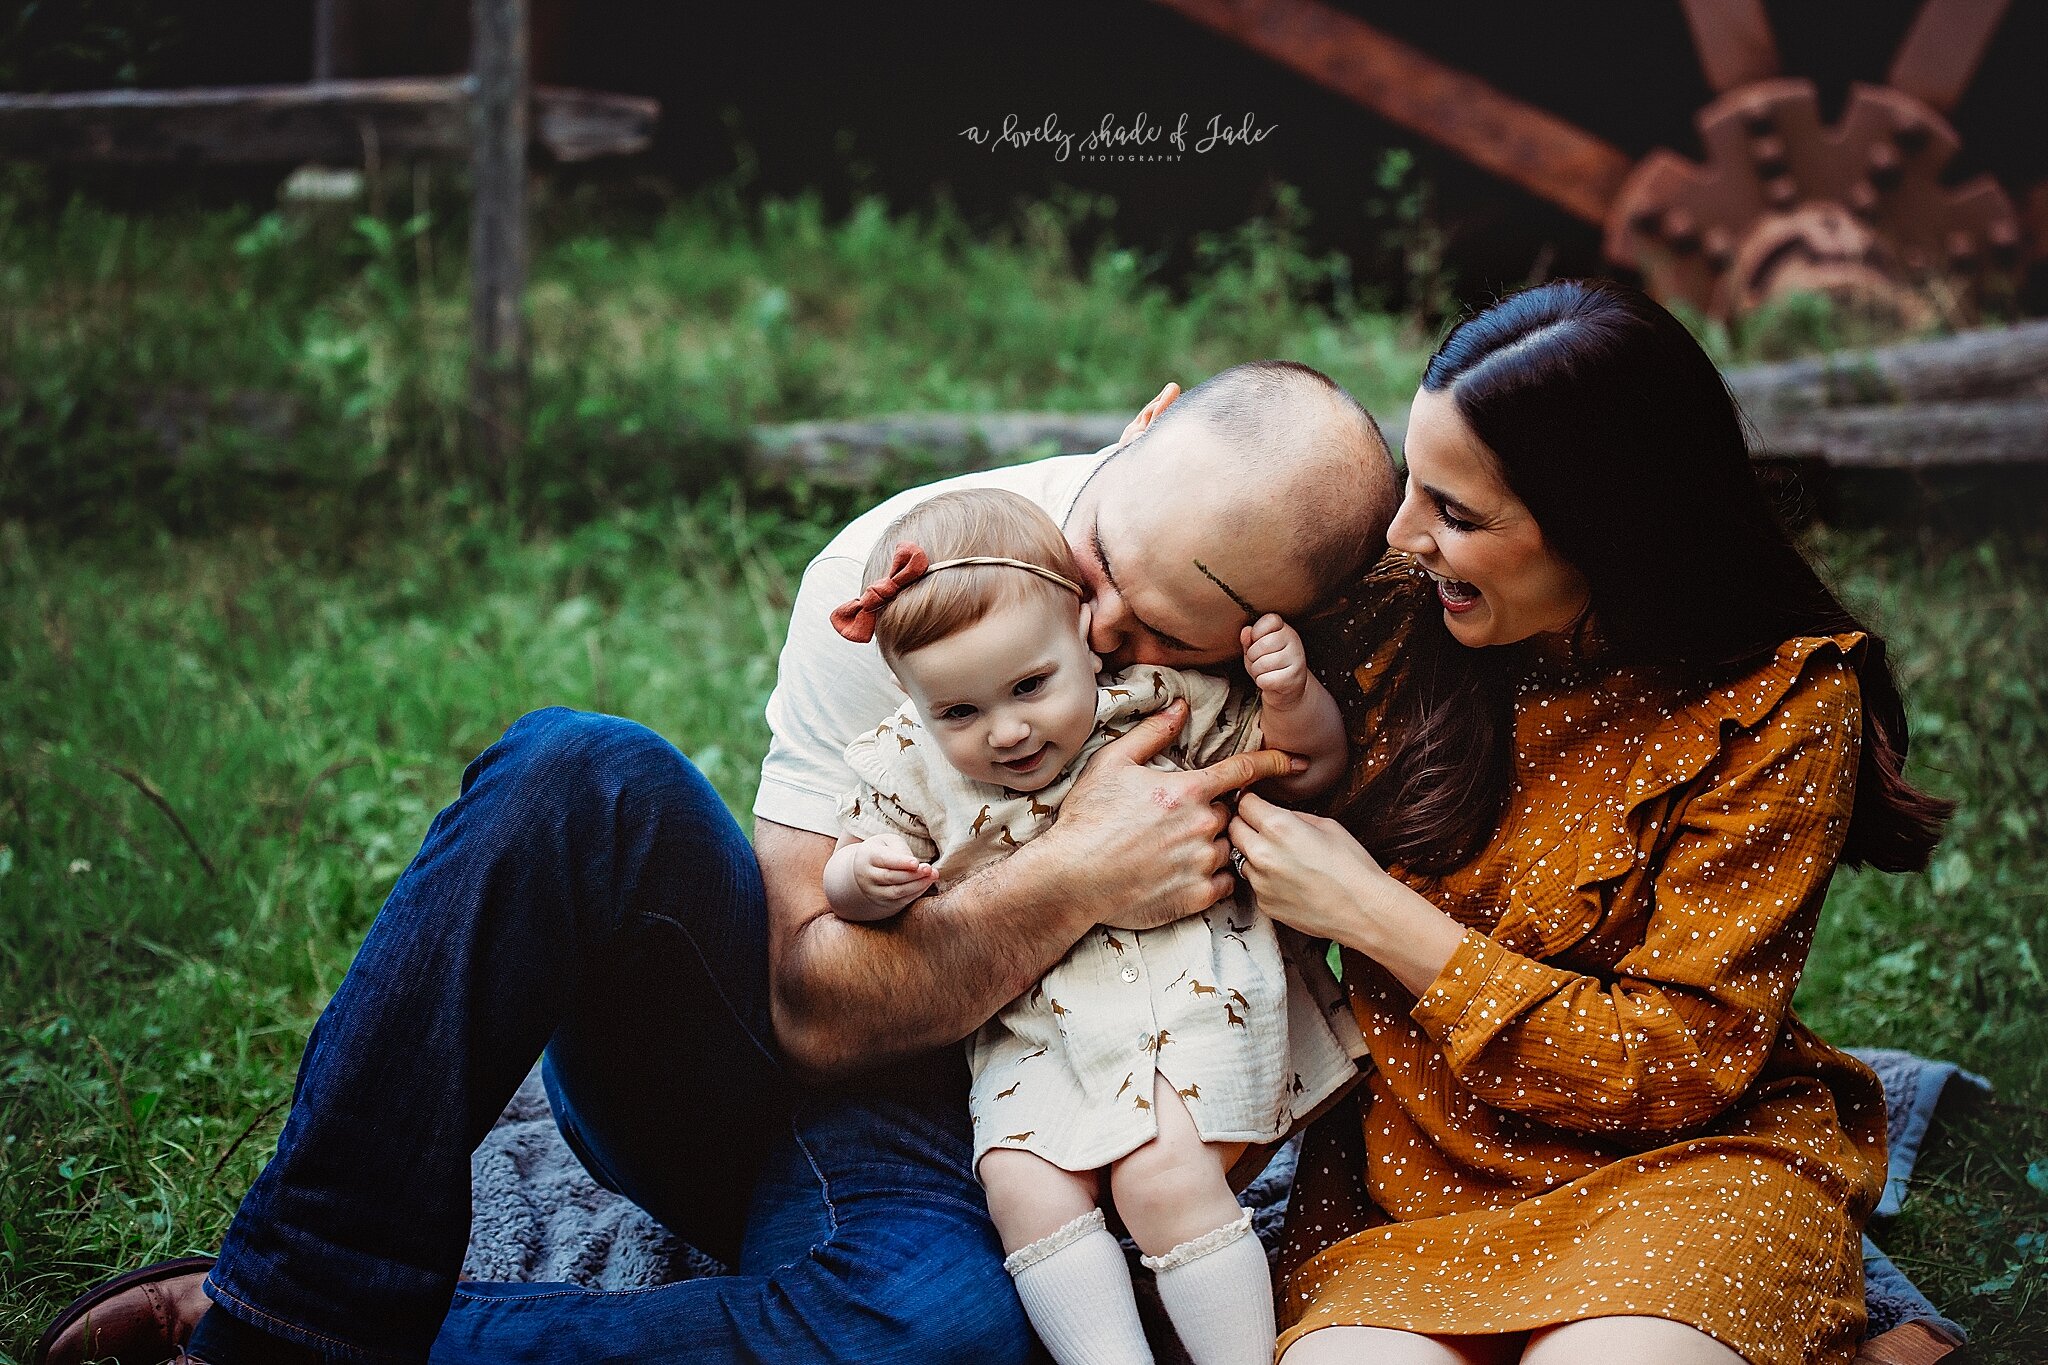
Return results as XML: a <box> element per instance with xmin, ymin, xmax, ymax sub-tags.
<box><xmin>1422</xmin><ymin>567</ymin><xmax>1481</xmax><ymax>613</ymax></box>
<box><xmin>1388</xmin><ymin>387</ymin><xmax>1590</xmax><ymax>648</ymax></box>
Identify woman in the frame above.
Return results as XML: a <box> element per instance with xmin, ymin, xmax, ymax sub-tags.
<box><xmin>1229</xmin><ymin>280</ymin><xmax>1949</xmax><ymax>1365</ymax></box>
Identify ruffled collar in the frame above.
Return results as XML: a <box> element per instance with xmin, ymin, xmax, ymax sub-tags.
<box><xmin>1419</xmin><ymin>632</ymin><xmax>1867</xmax><ymax>961</ymax></box>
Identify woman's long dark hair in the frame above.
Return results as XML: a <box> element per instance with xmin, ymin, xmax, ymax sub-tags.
<box><xmin>1350</xmin><ymin>279</ymin><xmax>1950</xmax><ymax>874</ymax></box>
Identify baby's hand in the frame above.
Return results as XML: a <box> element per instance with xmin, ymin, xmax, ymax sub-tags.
<box><xmin>851</xmin><ymin>834</ymin><xmax>937</xmax><ymax>911</ymax></box>
<box><xmin>1243</xmin><ymin>613</ymin><xmax>1310</xmax><ymax>710</ymax></box>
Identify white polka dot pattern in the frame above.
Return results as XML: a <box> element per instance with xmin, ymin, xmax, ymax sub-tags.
<box><xmin>1280</xmin><ymin>570</ymin><xmax>1889</xmax><ymax>1365</ymax></box>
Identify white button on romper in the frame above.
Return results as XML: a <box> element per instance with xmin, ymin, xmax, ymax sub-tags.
<box><xmin>838</xmin><ymin>664</ymin><xmax>1368</xmax><ymax>1173</ymax></box>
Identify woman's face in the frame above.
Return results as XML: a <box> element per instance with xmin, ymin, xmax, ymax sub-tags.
<box><xmin>1387</xmin><ymin>386</ymin><xmax>1592</xmax><ymax>649</ymax></box>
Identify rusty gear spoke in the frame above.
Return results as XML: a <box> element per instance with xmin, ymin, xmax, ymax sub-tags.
<box><xmin>1679</xmin><ymin>0</ymin><xmax>1782</xmax><ymax>95</ymax></box>
<box><xmin>1887</xmin><ymin>0</ymin><xmax>2012</xmax><ymax>115</ymax></box>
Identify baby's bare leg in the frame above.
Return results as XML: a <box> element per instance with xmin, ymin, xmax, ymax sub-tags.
<box><xmin>979</xmin><ymin>1148</ymin><xmax>1148</xmax><ymax>1365</ymax></box>
<box><xmin>978</xmin><ymin>1147</ymin><xmax>1101</xmax><ymax>1255</ymax></box>
<box><xmin>1108</xmin><ymin>1076</ymin><xmax>1245</xmax><ymax>1258</ymax></box>
<box><xmin>1111</xmin><ymin>1078</ymin><xmax>1269</xmax><ymax>1365</ymax></box>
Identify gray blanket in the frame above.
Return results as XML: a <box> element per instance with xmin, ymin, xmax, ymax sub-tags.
<box><xmin>464</xmin><ymin>1048</ymin><xmax>1986</xmax><ymax>1354</ymax></box>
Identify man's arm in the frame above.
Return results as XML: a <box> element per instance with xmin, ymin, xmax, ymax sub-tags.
<box><xmin>763</xmin><ymin>703</ymin><xmax>1299</xmax><ymax>1079</ymax></box>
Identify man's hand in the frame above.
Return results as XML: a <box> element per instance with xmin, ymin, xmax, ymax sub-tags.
<box><xmin>1242</xmin><ymin>613</ymin><xmax>1311</xmax><ymax>710</ymax></box>
<box><xmin>823</xmin><ymin>834</ymin><xmax>936</xmax><ymax>922</ymax></box>
<box><xmin>764</xmin><ymin>701</ymin><xmax>1297</xmax><ymax>1078</ymax></box>
<box><xmin>1039</xmin><ymin>698</ymin><xmax>1301</xmax><ymax>933</ymax></box>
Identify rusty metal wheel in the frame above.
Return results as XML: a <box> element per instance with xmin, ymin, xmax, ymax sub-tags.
<box><xmin>1154</xmin><ymin>0</ymin><xmax>2042</xmax><ymax>322</ymax></box>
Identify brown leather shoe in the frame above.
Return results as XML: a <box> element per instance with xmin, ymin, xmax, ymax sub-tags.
<box><xmin>1854</xmin><ymin>1320</ymin><xmax>1964</xmax><ymax>1364</ymax></box>
<box><xmin>29</xmin><ymin>1256</ymin><xmax>215</xmax><ymax>1365</ymax></box>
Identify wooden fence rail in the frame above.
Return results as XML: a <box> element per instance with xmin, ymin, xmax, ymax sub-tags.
<box><xmin>744</xmin><ymin>320</ymin><xmax>2048</xmax><ymax>483</ymax></box>
<box><xmin>0</xmin><ymin>78</ymin><xmax>655</xmax><ymax>165</ymax></box>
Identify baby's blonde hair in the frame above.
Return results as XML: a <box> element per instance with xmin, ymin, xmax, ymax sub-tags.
<box><xmin>864</xmin><ymin>488</ymin><xmax>1082</xmax><ymax>664</ymax></box>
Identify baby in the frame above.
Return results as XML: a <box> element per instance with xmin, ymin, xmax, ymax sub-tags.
<box><xmin>824</xmin><ymin>488</ymin><xmax>1363</xmax><ymax>1365</ymax></box>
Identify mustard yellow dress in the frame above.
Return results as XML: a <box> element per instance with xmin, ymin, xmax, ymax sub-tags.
<box><xmin>1278</xmin><ymin>567</ymin><xmax>1888</xmax><ymax>1365</ymax></box>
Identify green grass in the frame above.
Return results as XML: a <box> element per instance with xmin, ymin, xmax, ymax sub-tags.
<box><xmin>1</xmin><ymin>183</ymin><xmax>2045</xmax><ymax>1361</ymax></box>
<box><xmin>1796</xmin><ymin>529</ymin><xmax>2048</xmax><ymax>1360</ymax></box>
<box><xmin>0</xmin><ymin>172</ymin><xmax>1427</xmax><ymax>533</ymax></box>
<box><xmin>0</xmin><ymin>500</ymin><xmax>819</xmax><ymax>1357</ymax></box>
<box><xmin>2</xmin><ymin>515</ymin><xmax>2042</xmax><ymax>1361</ymax></box>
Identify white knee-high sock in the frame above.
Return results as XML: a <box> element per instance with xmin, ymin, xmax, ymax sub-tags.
<box><xmin>1141</xmin><ymin>1209</ymin><xmax>1274</xmax><ymax>1365</ymax></box>
<box><xmin>1005</xmin><ymin>1208</ymin><xmax>1155</xmax><ymax>1365</ymax></box>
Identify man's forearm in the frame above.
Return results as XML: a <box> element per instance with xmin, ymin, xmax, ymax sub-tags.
<box><xmin>762</xmin><ymin>821</ymin><xmax>1097</xmax><ymax>1077</ymax></box>
<box><xmin>760</xmin><ymin>703</ymin><xmax>1283</xmax><ymax>1076</ymax></box>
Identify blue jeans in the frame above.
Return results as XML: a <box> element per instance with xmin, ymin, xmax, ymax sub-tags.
<box><xmin>198</xmin><ymin>708</ymin><xmax>1035</xmax><ymax>1363</ymax></box>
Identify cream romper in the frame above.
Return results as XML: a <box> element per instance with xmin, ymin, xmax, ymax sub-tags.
<box><xmin>838</xmin><ymin>663</ymin><xmax>1368</xmax><ymax>1173</ymax></box>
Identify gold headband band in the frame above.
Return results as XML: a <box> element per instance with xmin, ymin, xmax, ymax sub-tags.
<box><xmin>923</xmin><ymin>556</ymin><xmax>1083</xmax><ymax>597</ymax></box>
<box><xmin>830</xmin><ymin>544</ymin><xmax>1084</xmax><ymax>642</ymax></box>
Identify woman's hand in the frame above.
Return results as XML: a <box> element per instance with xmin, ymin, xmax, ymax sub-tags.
<box><xmin>1226</xmin><ymin>792</ymin><xmax>1385</xmax><ymax>943</ymax></box>
<box><xmin>1228</xmin><ymin>792</ymin><xmax>1467</xmax><ymax>997</ymax></box>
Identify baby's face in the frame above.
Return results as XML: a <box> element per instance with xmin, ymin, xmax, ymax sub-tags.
<box><xmin>892</xmin><ymin>592</ymin><xmax>1102</xmax><ymax>792</ymax></box>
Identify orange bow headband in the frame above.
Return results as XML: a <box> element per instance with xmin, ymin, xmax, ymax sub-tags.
<box><xmin>830</xmin><ymin>541</ymin><xmax>1084</xmax><ymax>643</ymax></box>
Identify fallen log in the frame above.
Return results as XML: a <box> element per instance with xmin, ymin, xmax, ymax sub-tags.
<box><xmin>744</xmin><ymin>400</ymin><xmax>2048</xmax><ymax>482</ymax></box>
<box><xmin>745</xmin><ymin>322</ymin><xmax>2048</xmax><ymax>481</ymax></box>
<box><xmin>0</xmin><ymin>78</ymin><xmax>656</xmax><ymax>165</ymax></box>
<box><xmin>748</xmin><ymin>412</ymin><xmax>1136</xmax><ymax>482</ymax></box>
<box><xmin>52</xmin><ymin>383</ymin><xmax>2040</xmax><ymax>477</ymax></box>
<box><xmin>1726</xmin><ymin>318</ymin><xmax>2048</xmax><ymax>420</ymax></box>
<box><xmin>1751</xmin><ymin>398</ymin><xmax>2048</xmax><ymax>467</ymax></box>
<box><xmin>0</xmin><ymin>381</ymin><xmax>302</xmax><ymax>464</ymax></box>
<box><xmin>9</xmin><ymin>331</ymin><xmax>2039</xmax><ymax>479</ymax></box>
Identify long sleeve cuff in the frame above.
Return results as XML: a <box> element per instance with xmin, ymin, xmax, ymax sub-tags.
<box><xmin>1408</xmin><ymin>928</ymin><xmax>1577</xmax><ymax>1074</ymax></box>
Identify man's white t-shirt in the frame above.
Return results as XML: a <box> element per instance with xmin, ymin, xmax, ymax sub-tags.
<box><xmin>753</xmin><ymin>446</ymin><xmax>1120</xmax><ymax>837</ymax></box>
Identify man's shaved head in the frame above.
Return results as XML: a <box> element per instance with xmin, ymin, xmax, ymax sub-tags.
<box><xmin>1070</xmin><ymin>361</ymin><xmax>1400</xmax><ymax>666</ymax></box>
<box><xmin>1113</xmin><ymin>361</ymin><xmax>1398</xmax><ymax>605</ymax></box>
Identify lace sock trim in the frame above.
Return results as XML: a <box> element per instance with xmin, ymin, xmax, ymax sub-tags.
<box><xmin>1001</xmin><ymin>1207</ymin><xmax>1109</xmax><ymax>1276</ymax></box>
<box><xmin>1138</xmin><ymin>1207</ymin><xmax>1253</xmax><ymax>1273</ymax></box>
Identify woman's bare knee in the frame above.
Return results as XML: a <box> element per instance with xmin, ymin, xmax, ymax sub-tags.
<box><xmin>1281</xmin><ymin>1325</ymin><xmax>1521</xmax><ymax>1365</ymax></box>
<box><xmin>1520</xmin><ymin>1316</ymin><xmax>1743</xmax><ymax>1365</ymax></box>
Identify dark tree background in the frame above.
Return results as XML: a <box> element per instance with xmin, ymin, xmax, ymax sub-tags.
<box><xmin>4</xmin><ymin>0</ymin><xmax>2044</xmax><ymax>299</ymax></box>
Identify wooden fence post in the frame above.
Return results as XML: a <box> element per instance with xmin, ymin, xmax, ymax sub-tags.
<box><xmin>468</xmin><ymin>0</ymin><xmax>529</xmax><ymax>481</ymax></box>
<box><xmin>311</xmin><ymin>0</ymin><xmax>354</xmax><ymax>82</ymax></box>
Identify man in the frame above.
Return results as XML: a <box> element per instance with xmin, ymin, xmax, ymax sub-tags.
<box><xmin>35</xmin><ymin>361</ymin><xmax>1397</xmax><ymax>1365</ymax></box>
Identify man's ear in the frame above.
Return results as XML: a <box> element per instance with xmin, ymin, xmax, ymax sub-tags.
<box><xmin>1118</xmin><ymin>382</ymin><xmax>1182</xmax><ymax>445</ymax></box>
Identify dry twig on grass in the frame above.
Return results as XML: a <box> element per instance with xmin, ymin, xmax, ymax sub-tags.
<box><xmin>288</xmin><ymin>756</ymin><xmax>370</xmax><ymax>840</ymax></box>
<box><xmin>91</xmin><ymin>758</ymin><xmax>219</xmax><ymax>880</ymax></box>
<box><xmin>39</xmin><ymin>768</ymin><xmax>161</xmax><ymax>874</ymax></box>
<box><xmin>211</xmin><ymin>1097</ymin><xmax>290</xmax><ymax>1181</ymax></box>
